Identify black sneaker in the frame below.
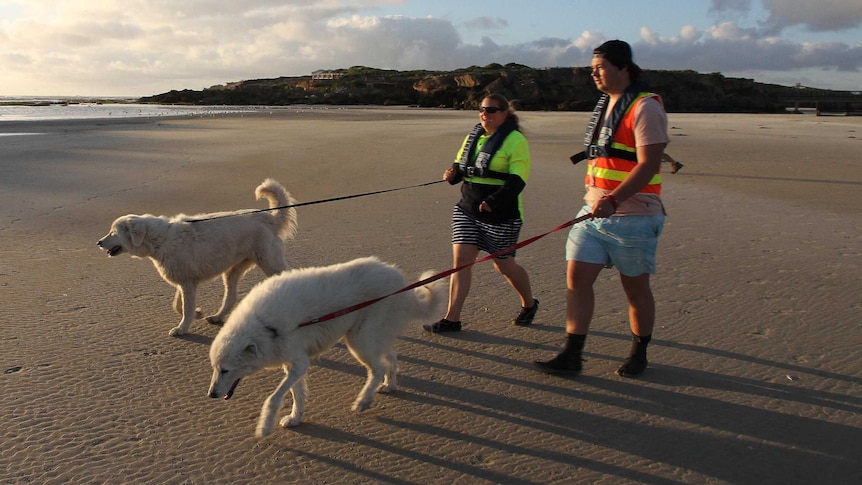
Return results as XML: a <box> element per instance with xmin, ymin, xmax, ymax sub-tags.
<box><xmin>671</xmin><ymin>161</ymin><xmax>683</xmax><ymax>174</ymax></box>
<box><xmin>423</xmin><ymin>318</ymin><xmax>462</xmax><ymax>333</ymax></box>
<box><xmin>533</xmin><ymin>352</ymin><xmax>582</xmax><ymax>375</ymax></box>
<box><xmin>615</xmin><ymin>354</ymin><xmax>648</xmax><ymax>378</ymax></box>
<box><xmin>513</xmin><ymin>299</ymin><xmax>539</xmax><ymax>326</ymax></box>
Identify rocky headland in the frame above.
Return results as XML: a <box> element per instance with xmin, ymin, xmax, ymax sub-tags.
<box><xmin>139</xmin><ymin>64</ymin><xmax>858</xmax><ymax>113</ymax></box>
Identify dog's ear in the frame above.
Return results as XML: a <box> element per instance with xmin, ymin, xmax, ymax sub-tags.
<box><xmin>127</xmin><ymin>219</ymin><xmax>147</xmax><ymax>247</ymax></box>
<box><xmin>244</xmin><ymin>343</ymin><xmax>258</xmax><ymax>357</ymax></box>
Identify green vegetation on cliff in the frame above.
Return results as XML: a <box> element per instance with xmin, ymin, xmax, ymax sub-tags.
<box><xmin>139</xmin><ymin>64</ymin><xmax>855</xmax><ymax>113</ymax></box>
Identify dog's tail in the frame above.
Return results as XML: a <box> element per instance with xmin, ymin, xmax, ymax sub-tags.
<box><xmin>255</xmin><ymin>178</ymin><xmax>299</xmax><ymax>241</ymax></box>
<box><xmin>410</xmin><ymin>270</ymin><xmax>448</xmax><ymax>323</ymax></box>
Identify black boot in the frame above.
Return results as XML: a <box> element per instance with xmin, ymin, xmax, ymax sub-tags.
<box><xmin>423</xmin><ymin>318</ymin><xmax>462</xmax><ymax>333</ymax></box>
<box><xmin>616</xmin><ymin>333</ymin><xmax>650</xmax><ymax>378</ymax></box>
<box><xmin>534</xmin><ymin>352</ymin><xmax>582</xmax><ymax>375</ymax></box>
<box><xmin>534</xmin><ymin>333</ymin><xmax>585</xmax><ymax>375</ymax></box>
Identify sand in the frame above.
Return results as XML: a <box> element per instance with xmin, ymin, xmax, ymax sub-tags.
<box><xmin>1</xmin><ymin>107</ymin><xmax>860</xmax><ymax>484</ymax></box>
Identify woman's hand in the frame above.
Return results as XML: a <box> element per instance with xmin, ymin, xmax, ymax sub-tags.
<box><xmin>443</xmin><ymin>167</ymin><xmax>457</xmax><ymax>182</ymax></box>
<box><xmin>479</xmin><ymin>201</ymin><xmax>492</xmax><ymax>212</ymax></box>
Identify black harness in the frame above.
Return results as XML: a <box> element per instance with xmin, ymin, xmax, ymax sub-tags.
<box><xmin>570</xmin><ymin>84</ymin><xmax>647</xmax><ymax>165</ymax></box>
<box><xmin>458</xmin><ymin>121</ymin><xmax>517</xmax><ymax>180</ymax></box>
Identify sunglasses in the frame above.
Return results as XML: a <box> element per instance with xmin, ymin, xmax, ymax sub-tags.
<box><xmin>479</xmin><ymin>106</ymin><xmax>502</xmax><ymax>114</ymax></box>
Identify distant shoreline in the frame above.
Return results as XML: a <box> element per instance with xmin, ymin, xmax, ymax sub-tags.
<box><xmin>0</xmin><ymin>101</ymin><xmax>834</xmax><ymax>127</ymax></box>
<box><xmin>0</xmin><ymin>101</ymin><xmax>272</xmax><ymax>124</ymax></box>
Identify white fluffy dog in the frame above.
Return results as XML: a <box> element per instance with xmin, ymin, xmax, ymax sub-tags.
<box><xmin>207</xmin><ymin>256</ymin><xmax>446</xmax><ymax>438</ymax></box>
<box><xmin>97</xmin><ymin>179</ymin><xmax>298</xmax><ymax>337</ymax></box>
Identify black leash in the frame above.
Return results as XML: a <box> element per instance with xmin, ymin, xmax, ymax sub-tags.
<box><xmin>187</xmin><ymin>179</ymin><xmax>445</xmax><ymax>223</ymax></box>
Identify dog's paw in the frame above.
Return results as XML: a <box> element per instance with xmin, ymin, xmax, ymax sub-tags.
<box><xmin>255</xmin><ymin>423</ymin><xmax>275</xmax><ymax>438</ymax></box>
<box><xmin>352</xmin><ymin>399</ymin><xmax>372</xmax><ymax>412</ymax></box>
<box><xmin>205</xmin><ymin>316</ymin><xmax>224</xmax><ymax>325</ymax></box>
<box><xmin>279</xmin><ymin>414</ymin><xmax>302</xmax><ymax>428</ymax></box>
<box><xmin>168</xmin><ymin>326</ymin><xmax>186</xmax><ymax>337</ymax></box>
<box><xmin>377</xmin><ymin>383</ymin><xmax>394</xmax><ymax>394</ymax></box>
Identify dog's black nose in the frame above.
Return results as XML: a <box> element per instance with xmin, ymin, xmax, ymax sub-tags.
<box><xmin>209</xmin><ymin>392</ymin><xmax>220</xmax><ymax>399</ymax></box>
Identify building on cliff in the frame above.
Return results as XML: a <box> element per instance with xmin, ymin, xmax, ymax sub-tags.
<box><xmin>311</xmin><ymin>70</ymin><xmax>345</xmax><ymax>81</ymax></box>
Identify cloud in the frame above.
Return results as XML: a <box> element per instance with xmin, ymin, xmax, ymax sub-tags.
<box><xmin>0</xmin><ymin>1</ymin><xmax>387</xmax><ymax>93</ymax></box>
<box><xmin>326</xmin><ymin>15</ymin><xmax>462</xmax><ymax>70</ymax></box>
<box><xmin>709</xmin><ymin>0</ymin><xmax>862</xmax><ymax>34</ymax></box>
<box><xmin>633</xmin><ymin>22</ymin><xmax>862</xmax><ymax>81</ymax></box>
<box><xmin>761</xmin><ymin>0</ymin><xmax>862</xmax><ymax>33</ymax></box>
<box><xmin>462</xmin><ymin>16</ymin><xmax>509</xmax><ymax>31</ymax></box>
<box><xmin>0</xmin><ymin>0</ymin><xmax>859</xmax><ymax>95</ymax></box>
<box><xmin>709</xmin><ymin>0</ymin><xmax>754</xmax><ymax>18</ymax></box>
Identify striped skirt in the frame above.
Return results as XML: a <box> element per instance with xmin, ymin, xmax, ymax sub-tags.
<box><xmin>451</xmin><ymin>206</ymin><xmax>523</xmax><ymax>259</ymax></box>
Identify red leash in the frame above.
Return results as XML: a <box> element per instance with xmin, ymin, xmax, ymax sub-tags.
<box><xmin>297</xmin><ymin>213</ymin><xmax>593</xmax><ymax>328</ymax></box>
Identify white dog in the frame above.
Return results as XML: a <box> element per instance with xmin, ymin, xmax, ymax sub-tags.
<box><xmin>207</xmin><ymin>256</ymin><xmax>446</xmax><ymax>438</ymax></box>
<box><xmin>97</xmin><ymin>179</ymin><xmax>298</xmax><ymax>337</ymax></box>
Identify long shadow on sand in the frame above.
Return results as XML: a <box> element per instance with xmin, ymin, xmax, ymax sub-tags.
<box><xmin>312</xmin><ymin>331</ymin><xmax>861</xmax><ymax>484</ymax></box>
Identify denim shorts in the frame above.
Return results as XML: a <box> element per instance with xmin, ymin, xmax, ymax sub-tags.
<box><xmin>565</xmin><ymin>205</ymin><xmax>665</xmax><ymax>276</ymax></box>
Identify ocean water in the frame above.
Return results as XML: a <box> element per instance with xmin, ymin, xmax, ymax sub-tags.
<box><xmin>0</xmin><ymin>96</ymin><xmax>261</xmax><ymax>122</ymax></box>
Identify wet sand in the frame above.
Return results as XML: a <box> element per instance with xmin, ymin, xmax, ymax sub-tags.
<box><xmin>1</xmin><ymin>107</ymin><xmax>860</xmax><ymax>484</ymax></box>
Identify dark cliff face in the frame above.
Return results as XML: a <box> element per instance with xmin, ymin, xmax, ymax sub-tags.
<box><xmin>138</xmin><ymin>64</ymin><xmax>841</xmax><ymax>113</ymax></box>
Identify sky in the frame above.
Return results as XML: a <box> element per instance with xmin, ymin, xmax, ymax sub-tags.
<box><xmin>1</xmin><ymin>0</ymin><xmax>860</xmax><ymax>97</ymax></box>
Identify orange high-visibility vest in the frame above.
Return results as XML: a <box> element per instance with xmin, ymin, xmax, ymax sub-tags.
<box><xmin>585</xmin><ymin>92</ymin><xmax>663</xmax><ymax>195</ymax></box>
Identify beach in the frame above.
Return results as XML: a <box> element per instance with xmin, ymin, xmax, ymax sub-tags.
<box><xmin>1</xmin><ymin>107</ymin><xmax>860</xmax><ymax>484</ymax></box>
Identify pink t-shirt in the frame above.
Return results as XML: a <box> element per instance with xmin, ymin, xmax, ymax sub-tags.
<box><xmin>585</xmin><ymin>96</ymin><xmax>669</xmax><ymax>216</ymax></box>
<box><xmin>633</xmin><ymin>97</ymin><xmax>670</xmax><ymax>147</ymax></box>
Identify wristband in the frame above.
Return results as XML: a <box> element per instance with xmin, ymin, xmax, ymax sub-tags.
<box><xmin>603</xmin><ymin>194</ymin><xmax>618</xmax><ymax>211</ymax></box>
